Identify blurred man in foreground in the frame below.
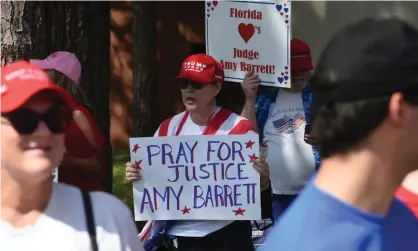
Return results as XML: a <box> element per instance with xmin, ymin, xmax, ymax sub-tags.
<box><xmin>261</xmin><ymin>18</ymin><xmax>418</xmax><ymax>251</ymax></box>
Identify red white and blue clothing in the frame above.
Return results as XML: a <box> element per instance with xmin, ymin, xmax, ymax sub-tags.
<box><xmin>255</xmin><ymin>86</ymin><xmax>320</xmax><ymax>220</ymax></box>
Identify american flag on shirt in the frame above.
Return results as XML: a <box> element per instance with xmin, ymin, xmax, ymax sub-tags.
<box><xmin>273</xmin><ymin>115</ymin><xmax>292</xmax><ymax>133</ymax></box>
<box><xmin>273</xmin><ymin>113</ymin><xmax>306</xmax><ymax>133</ymax></box>
<box><xmin>292</xmin><ymin>113</ymin><xmax>305</xmax><ymax>130</ymax></box>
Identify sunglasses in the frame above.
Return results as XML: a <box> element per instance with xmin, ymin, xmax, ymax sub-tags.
<box><xmin>2</xmin><ymin>106</ymin><xmax>72</xmax><ymax>135</ymax></box>
<box><xmin>179</xmin><ymin>81</ymin><xmax>207</xmax><ymax>90</ymax></box>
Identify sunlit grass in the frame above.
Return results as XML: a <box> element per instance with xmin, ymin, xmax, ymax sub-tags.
<box><xmin>112</xmin><ymin>149</ymin><xmax>134</xmax><ymax>212</ymax></box>
<box><xmin>112</xmin><ymin>149</ymin><xmax>148</xmax><ymax>230</ymax></box>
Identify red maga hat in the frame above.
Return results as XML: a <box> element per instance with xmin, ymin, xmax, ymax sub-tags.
<box><xmin>1</xmin><ymin>61</ymin><xmax>75</xmax><ymax>113</ymax></box>
<box><xmin>175</xmin><ymin>54</ymin><xmax>224</xmax><ymax>84</ymax></box>
<box><xmin>291</xmin><ymin>38</ymin><xmax>313</xmax><ymax>72</ymax></box>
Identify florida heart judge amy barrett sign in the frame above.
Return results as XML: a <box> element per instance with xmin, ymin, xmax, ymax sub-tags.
<box><xmin>129</xmin><ymin>134</ymin><xmax>262</xmax><ymax>221</ymax></box>
<box><xmin>206</xmin><ymin>0</ymin><xmax>291</xmax><ymax>88</ymax></box>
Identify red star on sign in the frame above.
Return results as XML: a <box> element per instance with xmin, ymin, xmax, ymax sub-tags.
<box><xmin>181</xmin><ymin>206</ymin><xmax>191</xmax><ymax>214</ymax></box>
<box><xmin>232</xmin><ymin>207</ymin><xmax>246</xmax><ymax>216</ymax></box>
<box><xmin>248</xmin><ymin>153</ymin><xmax>258</xmax><ymax>162</ymax></box>
<box><xmin>245</xmin><ymin>140</ymin><xmax>255</xmax><ymax>149</ymax></box>
<box><xmin>132</xmin><ymin>144</ymin><xmax>140</xmax><ymax>153</ymax></box>
<box><xmin>134</xmin><ymin>160</ymin><xmax>143</xmax><ymax>170</ymax></box>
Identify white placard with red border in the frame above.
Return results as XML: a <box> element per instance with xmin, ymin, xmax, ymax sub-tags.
<box><xmin>206</xmin><ymin>0</ymin><xmax>291</xmax><ymax>88</ymax></box>
<box><xmin>130</xmin><ymin>134</ymin><xmax>261</xmax><ymax>221</ymax></box>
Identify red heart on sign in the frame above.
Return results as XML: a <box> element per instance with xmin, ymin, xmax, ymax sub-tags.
<box><xmin>211</xmin><ymin>7</ymin><xmax>214</xmax><ymax>10</ymax></box>
<box><xmin>281</xmin><ymin>72</ymin><xmax>284</xmax><ymax>76</ymax></box>
<box><xmin>213</xmin><ymin>1</ymin><xmax>218</xmax><ymax>7</ymax></box>
<box><xmin>238</xmin><ymin>23</ymin><xmax>255</xmax><ymax>43</ymax></box>
<box><xmin>286</xmin><ymin>15</ymin><xmax>288</xmax><ymax>18</ymax></box>
<box><xmin>280</xmin><ymin>12</ymin><xmax>283</xmax><ymax>16</ymax></box>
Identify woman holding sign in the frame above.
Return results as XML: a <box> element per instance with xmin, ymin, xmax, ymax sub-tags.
<box><xmin>125</xmin><ymin>54</ymin><xmax>270</xmax><ymax>251</ymax></box>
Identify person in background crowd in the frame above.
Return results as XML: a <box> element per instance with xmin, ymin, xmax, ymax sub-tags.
<box><xmin>397</xmin><ymin>170</ymin><xmax>418</xmax><ymax>218</ymax></box>
<box><xmin>261</xmin><ymin>18</ymin><xmax>418</xmax><ymax>251</ymax></box>
<box><xmin>0</xmin><ymin>61</ymin><xmax>142</xmax><ymax>251</ymax></box>
<box><xmin>241</xmin><ymin>38</ymin><xmax>320</xmax><ymax>221</ymax></box>
<box><xmin>125</xmin><ymin>54</ymin><xmax>270</xmax><ymax>251</ymax></box>
<box><xmin>30</xmin><ymin>52</ymin><xmax>106</xmax><ymax>191</ymax></box>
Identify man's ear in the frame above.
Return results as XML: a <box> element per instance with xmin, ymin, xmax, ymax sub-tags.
<box><xmin>387</xmin><ymin>92</ymin><xmax>410</xmax><ymax>128</ymax></box>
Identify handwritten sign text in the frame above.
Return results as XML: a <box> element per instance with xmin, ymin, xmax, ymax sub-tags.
<box><xmin>130</xmin><ymin>134</ymin><xmax>261</xmax><ymax>220</ymax></box>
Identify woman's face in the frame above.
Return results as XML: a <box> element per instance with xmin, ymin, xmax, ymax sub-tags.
<box><xmin>1</xmin><ymin>92</ymin><xmax>69</xmax><ymax>184</ymax></box>
<box><xmin>179</xmin><ymin>80</ymin><xmax>220</xmax><ymax>113</ymax></box>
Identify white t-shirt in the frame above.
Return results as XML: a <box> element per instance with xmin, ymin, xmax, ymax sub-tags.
<box><xmin>151</xmin><ymin>107</ymin><xmax>256</xmax><ymax>237</ymax></box>
<box><xmin>1</xmin><ymin>183</ymin><xmax>143</xmax><ymax>251</ymax></box>
<box><xmin>264</xmin><ymin>90</ymin><xmax>316</xmax><ymax>195</ymax></box>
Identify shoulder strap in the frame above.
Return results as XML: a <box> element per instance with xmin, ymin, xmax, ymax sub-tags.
<box><xmin>203</xmin><ymin>108</ymin><xmax>232</xmax><ymax>135</ymax></box>
<box><xmin>81</xmin><ymin>190</ymin><xmax>99</xmax><ymax>251</ymax></box>
<box><xmin>228</xmin><ymin>119</ymin><xmax>256</xmax><ymax>135</ymax></box>
<box><xmin>158</xmin><ymin>117</ymin><xmax>172</xmax><ymax>137</ymax></box>
<box><xmin>175</xmin><ymin>111</ymin><xmax>190</xmax><ymax>136</ymax></box>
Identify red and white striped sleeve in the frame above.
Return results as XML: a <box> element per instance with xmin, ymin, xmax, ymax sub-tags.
<box><xmin>229</xmin><ymin>118</ymin><xmax>257</xmax><ymax>135</ymax></box>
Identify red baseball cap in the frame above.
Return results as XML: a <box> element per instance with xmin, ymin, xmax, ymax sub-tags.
<box><xmin>1</xmin><ymin>61</ymin><xmax>75</xmax><ymax>113</ymax></box>
<box><xmin>175</xmin><ymin>54</ymin><xmax>224</xmax><ymax>84</ymax></box>
<box><xmin>291</xmin><ymin>38</ymin><xmax>313</xmax><ymax>72</ymax></box>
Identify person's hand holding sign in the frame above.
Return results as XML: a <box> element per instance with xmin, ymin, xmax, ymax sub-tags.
<box><xmin>241</xmin><ymin>70</ymin><xmax>261</xmax><ymax>101</ymax></box>
<box><xmin>125</xmin><ymin>161</ymin><xmax>142</xmax><ymax>182</ymax></box>
<box><xmin>252</xmin><ymin>159</ymin><xmax>270</xmax><ymax>191</ymax></box>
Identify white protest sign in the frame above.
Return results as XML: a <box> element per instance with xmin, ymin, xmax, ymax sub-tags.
<box><xmin>130</xmin><ymin>134</ymin><xmax>261</xmax><ymax>221</ymax></box>
<box><xmin>52</xmin><ymin>167</ymin><xmax>58</xmax><ymax>183</ymax></box>
<box><xmin>206</xmin><ymin>0</ymin><xmax>291</xmax><ymax>88</ymax></box>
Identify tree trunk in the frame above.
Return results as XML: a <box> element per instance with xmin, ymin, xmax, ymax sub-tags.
<box><xmin>131</xmin><ymin>1</ymin><xmax>158</xmax><ymax>230</ymax></box>
<box><xmin>132</xmin><ymin>1</ymin><xmax>159</xmax><ymax>138</ymax></box>
<box><xmin>81</xmin><ymin>2</ymin><xmax>112</xmax><ymax>193</ymax></box>
<box><xmin>0</xmin><ymin>1</ymin><xmax>33</xmax><ymax>65</ymax></box>
<box><xmin>1</xmin><ymin>1</ymin><xmax>113</xmax><ymax>193</ymax></box>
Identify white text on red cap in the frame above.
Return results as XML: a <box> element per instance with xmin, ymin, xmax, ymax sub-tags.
<box><xmin>184</xmin><ymin>61</ymin><xmax>208</xmax><ymax>73</ymax></box>
<box><xmin>4</xmin><ymin>68</ymin><xmax>48</xmax><ymax>82</ymax></box>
